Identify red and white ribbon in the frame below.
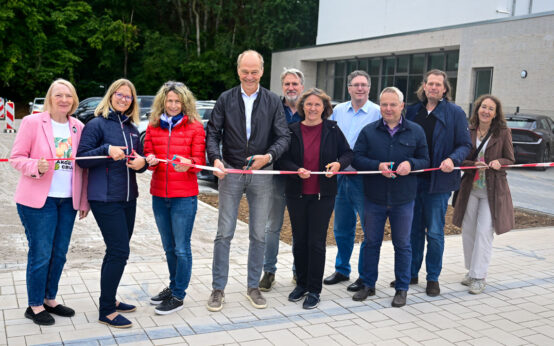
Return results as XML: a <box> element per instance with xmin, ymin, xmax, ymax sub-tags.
<box><xmin>2</xmin><ymin>155</ymin><xmax>553</xmax><ymax>175</ymax></box>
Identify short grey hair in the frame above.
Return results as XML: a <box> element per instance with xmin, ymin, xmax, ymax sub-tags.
<box><xmin>280</xmin><ymin>68</ymin><xmax>304</xmax><ymax>85</ymax></box>
<box><xmin>347</xmin><ymin>70</ymin><xmax>371</xmax><ymax>87</ymax></box>
<box><xmin>380</xmin><ymin>87</ymin><xmax>404</xmax><ymax>103</ymax></box>
<box><xmin>237</xmin><ymin>50</ymin><xmax>264</xmax><ymax>69</ymax></box>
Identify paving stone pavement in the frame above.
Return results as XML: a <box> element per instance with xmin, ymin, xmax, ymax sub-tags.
<box><xmin>1</xmin><ymin>125</ymin><xmax>554</xmax><ymax>345</ymax></box>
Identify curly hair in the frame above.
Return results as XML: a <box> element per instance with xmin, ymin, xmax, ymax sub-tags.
<box><xmin>149</xmin><ymin>81</ymin><xmax>200</xmax><ymax>127</ymax></box>
<box><xmin>469</xmin><ymin>94</ymin><xmax>507</xmax><ymax>136</ymax></box>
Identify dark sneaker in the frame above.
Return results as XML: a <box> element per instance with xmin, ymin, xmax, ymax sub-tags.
<box><xmin>390</xmin><ymin>277</ymin><xmax>418</xmax><ymax>287</ymax></box>
<box><xmin>207</xmin><ymin>289</ymin><xmax>225</xmax><ymax>312</ymax></box>
<box><xmin>150</xmin><ymin>287</ymin><xmax>172</xmax><ymax>305</ymax></box>
<box><xmin>98</xmin><ymin>314</ymin><xmax>132</xmax><ymax>328</ymax></box>
<box><xmin>115</xmin><ymin>301</ymin><xmax>136</xmax><ymax>312</ymax></box>
<box><xmin>323</xmin><ymin>272</ymin><xmax>349</xmax><ymax>285</ymax></box>
<box><xmin>25</xmin><ymin>307</ymin><xmax>55</xmax><ymax>326</ymax></box>
<box><xmin>155</xmin><ymin>296</ymin><xmax>184</xmax><ymax>315</ymax></box>
<box><xmin>352</xmin><ymin>285</ymin><xmax>376</xmax><ymax>301</ymax></box>
<box><xmin>246</xmin><ymin>287</ymin><xmax>267</xmax><ymax>309</ymax></box>
<box><xmin>288</xmin><ymin>286</ymin><xmax>308</xmax><ymax>302</ymax></box>
<box><xmin>43</xmin><ymin>303</ymin><xmax>75</xmax><ymax>317</ymax></box>
<box><xmin>302</xmin><ymin>293</ymin><xmax>320</xmax><ymax>309</ymax></box>
<box><xmin>259</xmin><ymin>272</ymin><xmax>276</xmax><ymax>292</ymax></box>
<box><xmin>391</xmin><ymin>290</ymin><xmax>407</xmax><ymax>307</ymax></box>
<box><xmin>426</xmin><ymin>281</ymin><xmax>440</xmax><ymax>297</ymax></box>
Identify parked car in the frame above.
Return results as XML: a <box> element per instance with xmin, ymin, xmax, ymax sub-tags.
<box><xmin>73</xmin><ymin>95</ymin><xmax>154</xmax><ymax>124</ymax></box>
<box><xmin>28</xmin><ymin>98</ymin><xmax>45</xmax><ymax>114</ymax></box>
<box><xmin>73</xmin><ymin>97</ymin><xmax>102</xmax><ymax>124</ymax></box>
<box><xmin>137</xmin><ymin>100</ymin><xmax>216</xmax><ymax>183</ymax></box>
<box><xmin>506</xmin><ymin>113</ymin><xmax>554</xmax><ymax>170</ymax></box>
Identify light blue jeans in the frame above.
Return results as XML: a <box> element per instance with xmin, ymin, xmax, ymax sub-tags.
<box><xmin>212</xmin><ymin>170</ymin><xmax>272</xmax><ymax>289</ymax></box>
<box><xmin>153</xmin><ymin>196</ymin><xmax>197</xmax><ymax>300</ymax></box>
<box><xmin>333</xmin><ymin>175</ymin><xmax>366</xmax><ymax>277</ymax></box>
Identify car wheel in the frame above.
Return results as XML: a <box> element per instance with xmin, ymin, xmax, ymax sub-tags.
<box><xmin>140</xmin><ymin>132</ymin><xmax>146</xmax><ymax>147</ymax></box>
<box><xmin>537</xmin><ymin>146</ymin><xmax>550</xmax><ymax>171</ymax></box>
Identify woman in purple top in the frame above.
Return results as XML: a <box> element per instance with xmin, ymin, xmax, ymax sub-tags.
<box><xmin>278</xmin><ymin>88</ymin><xmax>353</xmax><ymax>309</ymax></box>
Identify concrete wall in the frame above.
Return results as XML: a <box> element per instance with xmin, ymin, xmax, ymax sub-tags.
<box><xmin>317</xmin><ymin>0</ymin><xmax>554</xmax><ymax>45</ymax></box>
<box><xmin>271</xmin><ymin>13</ymin><xmax>554</xmax><ymax>116</ymax></box>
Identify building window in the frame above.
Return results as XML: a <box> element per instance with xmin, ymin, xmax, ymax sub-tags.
<box><xmin>474</xmin><ymin>68</ymin><xmax>493</xmax><ymax>100</ymax></box>
<box><xmin>316</xmin><ymin>50</ymin><xmax>459</xmax><ymax>104</ymax></box>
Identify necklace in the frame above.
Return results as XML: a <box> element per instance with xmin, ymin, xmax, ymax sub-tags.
<box><xmin>477</xmin><ymin>127</ymin><xmax>489</xmax><ymax>140</ymax></box>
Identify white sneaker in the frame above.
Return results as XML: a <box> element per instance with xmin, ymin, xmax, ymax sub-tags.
<box><xmin>469</xmin><ymin>279</ymin><xmax>486</xmax><ymax>294</ymax></box>
<box><xmin>461</xmin><ymin>273</ymin><xmax>473</xmax><ymax>286</ymax></box>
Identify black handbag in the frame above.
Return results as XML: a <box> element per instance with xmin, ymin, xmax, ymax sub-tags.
<box><xmin>452</xmin><ymin>129</ymin><xmax>492</xmax><ymax>207</ymax></box>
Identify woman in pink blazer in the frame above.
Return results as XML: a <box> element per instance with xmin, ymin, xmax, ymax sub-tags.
<box><xmin>10</xmin><ymin>79</ymin><xmax>89</xmax><ymax>326</ymax></box>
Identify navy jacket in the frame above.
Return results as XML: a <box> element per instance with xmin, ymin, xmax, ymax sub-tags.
<box><xmin>352</xmin><ymin>118</ymin><xmax>429</xmax><ymax>206</ymax></box>
<box><xmin>278</xmin><ymin>120</ymin><xmax>353</xmax><ymax>198</ymax></box>
<box><xmin>77</xmin><ymin>111</ymin><xmax>146</xmax><ymax>202</ymax></box>
<box><xmin>406</xmin><ymin>100</ymin><xmax>471</xmax><ymax>193</ymax></box>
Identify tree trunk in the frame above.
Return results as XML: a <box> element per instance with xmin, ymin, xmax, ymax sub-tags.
<box><xmin>192</xmin><ymin>0</ymin><xmax>201</xmax><ymax>57</ymax></box>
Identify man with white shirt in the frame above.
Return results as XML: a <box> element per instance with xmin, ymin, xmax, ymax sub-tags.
<box><xmin>206</xmin><ymin>50</ymin><xmax>290</xmax><ymax>311</ymax></box>
<box><xmin>323</xmin><ymin>70</ymin><xmax>381</xmax><ymax>291</ymax></box>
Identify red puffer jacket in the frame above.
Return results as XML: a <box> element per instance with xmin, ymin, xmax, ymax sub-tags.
<box><xmin>143</xmin><ymin>116</ymin><xmax>206</xmax><ymax>198</ymax></box>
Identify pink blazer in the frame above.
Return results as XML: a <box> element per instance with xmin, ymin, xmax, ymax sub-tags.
<box><xmin>10</xmin><ymin>112</ymin><xmax>89</xmax><ymax>211</ymax></box>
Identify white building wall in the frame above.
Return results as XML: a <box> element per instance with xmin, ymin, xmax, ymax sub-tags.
<box><xmin>271</xmin><ymin>13</ymin><xmax>554</xmax><ymax>116</ymax></box>
<box><xmin>316</xmin><ymin>0</ymin><xmax>554</xmax><ymax>45</ymax></box>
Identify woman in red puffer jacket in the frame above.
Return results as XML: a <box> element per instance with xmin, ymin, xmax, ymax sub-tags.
<box><xmin>143</xmin><ymin>81</ymin><xmax>205</xmax><ymax>315</ymax></box>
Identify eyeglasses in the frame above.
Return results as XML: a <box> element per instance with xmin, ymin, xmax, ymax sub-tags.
<box><xmin>114</xmin><ymin>92</ymin><xmax>133</xmax><ymax>102</ymax></box>
<box><xmin>283</xmin><ymin>82</ymin><xmax>300</xmax><ymax>87</ymax></box>
<box><xmin>164</xmin><ymin>81</ymin><xmax>185</xmax><ymax>88</ymax></box>
<box><xmin>348</xmin><ymin>83</ymin><xmax>369</xmax><ymax>89</ymax></box>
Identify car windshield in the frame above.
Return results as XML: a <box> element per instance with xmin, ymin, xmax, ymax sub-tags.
<box><xmin>507</xmin><ymin>119</ymin><xmax>537</xmax><ymax>130</ymax></box>
<box><xmin>34</xmin><ymin>98</ymin><xmax>45</xmax><ymax>105</ymax></box>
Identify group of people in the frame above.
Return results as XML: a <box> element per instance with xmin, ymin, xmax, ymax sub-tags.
<box><xmin>10</xmin><ymin>49</ymin><xmax>515</xmax><ymax>328</ymax></box>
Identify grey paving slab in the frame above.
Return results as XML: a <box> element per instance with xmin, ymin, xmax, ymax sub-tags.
<box><xmin>1</xmin><ymin>125</ymin><xmax>554</xmax><ymax>345</ymax></box>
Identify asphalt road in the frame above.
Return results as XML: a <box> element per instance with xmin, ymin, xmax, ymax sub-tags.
<box><xmin>507</xmin><ymin>167</ymin><xmax>554</xmax><ymax>215</ymax></box>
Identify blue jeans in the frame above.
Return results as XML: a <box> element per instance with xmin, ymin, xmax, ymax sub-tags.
<box><xmin>263</xmin><ymin>175</ymin><xmax>295</xmax><ymax>275</ymax></box>
<box><xmin>212</xmin><ymin>171</ymin><xmax>272</xmax><ymax>290</ymax></box>
<box><xmin>333</xmin><ymin>175</ymin><xmax>365</xmax><ymax>277</ymax></box>
<box><xmin>360</xmin><ymin>200</ymin><xmax>414</xmax><ymax>291</ymax></box>
<box><xmin>90</xmin><ymin>200</ymin><xmax>136</xmax><ymax>317</ymax></box>
<box><xmin>410</xmin><ymin>180</ymin><xmax>450</xmax><ymax>281</ymax></box>
<box><xmin>152</xmin><ymin>196</ymin><xmax>197</xmax><ymax>300</ymax></box>
<box><xmin>17</xmin><ymin>197</ymin><xmax>77</xmax><ymax>306</ymax></box>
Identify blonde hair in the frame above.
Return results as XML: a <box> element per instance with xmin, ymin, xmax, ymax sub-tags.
<box><xmin>149</xmin><ymin>81</ymin><xmax>200</xmax><ymax>127</ymax></box>
<box><xmin>94</xmin><ymin>78</ymin><xmax>139</xmax><ymax>124</ymax></box>
<box><xmin>43</xmin><ymin>79</ymin><xmax>79</xmax><ymax>116</ymax></box>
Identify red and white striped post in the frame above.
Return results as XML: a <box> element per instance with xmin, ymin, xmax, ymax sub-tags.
<box><xmin>3</xmin><ymin>101</ymin><xmax>16</xmax><ymax>133</ymax></box>
<box><xmin>0</xmin><ymin>97</ymin><xmax>5</xmax><ymax>120</ymax></box>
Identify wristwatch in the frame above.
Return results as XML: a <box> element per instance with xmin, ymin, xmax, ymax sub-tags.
<box><xmin>267</xmin><ymin>153</ymin><xmax>273</xmax><ymax>164</ymax></box>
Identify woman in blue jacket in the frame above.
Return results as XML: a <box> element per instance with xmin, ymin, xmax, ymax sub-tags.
<box><xmin>77</xmin><ymin>79</ymin><xmax>147</xmax><ymax>328</ymax></box>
